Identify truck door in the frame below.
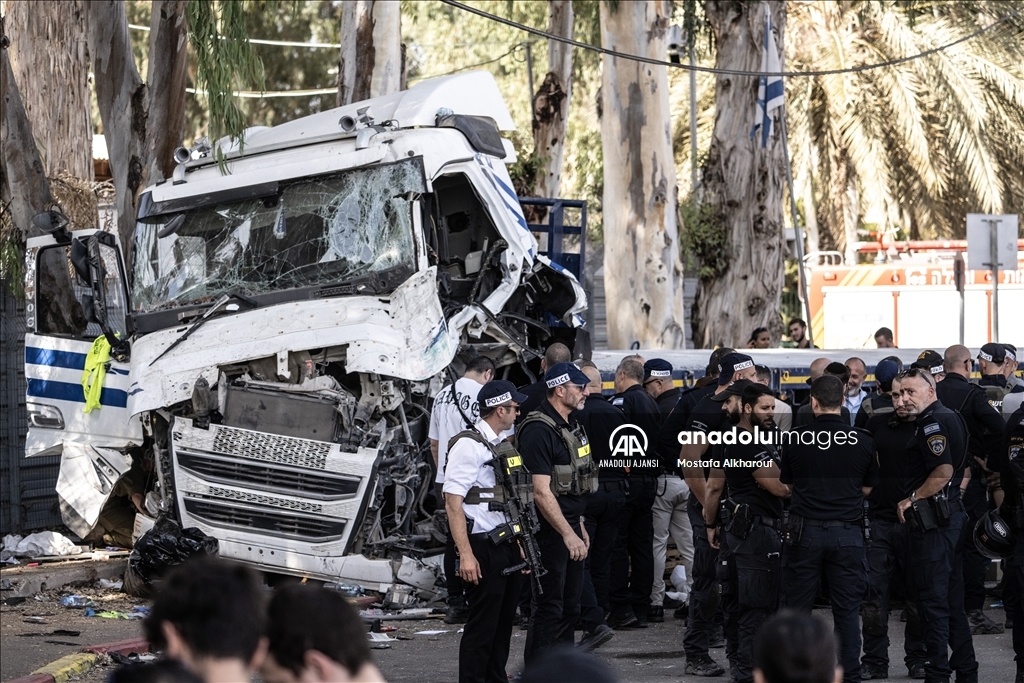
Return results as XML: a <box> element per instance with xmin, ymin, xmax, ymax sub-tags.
<box><xmin>25</xmin><ymin>228</ymin><xmax>143</xmax><ymax>538</ymax></box>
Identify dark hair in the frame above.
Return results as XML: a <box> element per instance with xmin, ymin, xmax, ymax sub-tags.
<box><xmin>823</xmin><ymin>362</ymin><xmax>850</xmax><ymax>385</ymax></box>
<box><xmin>144</xmin><ymin>557</ymin><xmax>266</xmax><ymax>662</ymax></box>
<box><xmin>544</xmin><ymin>342</ymin><xmax>571</xmax><ymax>367</ymax></box>
<box><xmin>755</xmin><ymin>364</ymin><xmax>772</xmax><ymax>383</ymax></box>
<box><xmin>465</xmin><ymin>356</ymin><xmax>495</xmax><ymax>375</ymax></box>
<box><xmin>874</xmin><ymin>326</ymin><xmax>894</xmax><ymax>341</ymax></box>
<box><xmin>742</xmin><ymin>383</ymin><xmax>776</xmax><ymax>409</ymax></box>
<box><xmin>749</xmin><ymin>326</ymin><xmax>769</xmax><ymax>342</ymax></box>
<box><xmin>788</xmin><ymin>319</ymin><xmax>807</xmax><ymax>328</ymax></box>
<box><xmin>754</xmin><ymin>610</ymin><xmax>837</xmax><ymax>683</ymax></box>
<box><xmin>810</xmin><ymin>375</ymin><xmax>844</xmax><ymax>410</ymax></box>
<box><xmin>706</xmin><ymin>347</ymin><xmax>736</xmax><ymax>378</ymax></box>
<box><xmin>616</xmin><ymin>358</ymin><xmax>644</xmax><ymax>384</ymax></box>
<box><xmin>109</xmin><ymin>661</ymin><xmax>204</xmax><ymax>683</ymax></box>
<box><xmin>881</xmin><ymin>355</ymin><xmax>904</xmax><ymax>372</ymax></box>
<box><xmin>267</xmin><ymin>585</ymin><xmax>372</xmax><ymax>678</ymax></box>
<box><xmin>521</xmin><ymin>646</ymin><xmax>619</xmax><ymax>683</ymax></box>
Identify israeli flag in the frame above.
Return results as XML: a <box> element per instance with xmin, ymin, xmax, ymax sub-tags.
<box><xmin>751</xmin><ymin>9</ymin><xmax>784</xmax><ymax>148</ymax></box>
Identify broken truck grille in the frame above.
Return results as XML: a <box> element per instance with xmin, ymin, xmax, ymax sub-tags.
<box><xmin>183</xmin><ymin>497</ymin><xmax>348</xmax><ymax>541</ymax></box>
<box><xmin>177</xmin><ymin>451</ymin><xmax>359</xmax><ymax>501</ymax></box>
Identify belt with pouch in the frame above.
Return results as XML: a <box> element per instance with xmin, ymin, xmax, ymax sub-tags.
<box><xmin>751</xmin><ymin>515</ymin><xmax>784</xmax><ymax>532</ymax></box>
<box><xmin>802</xmin><ymin>519</ymin><xmax>860</xmax><ymax>528</ymax></box>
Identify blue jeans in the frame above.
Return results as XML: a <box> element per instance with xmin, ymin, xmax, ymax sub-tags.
<box><xmin>784</xmin><ymin>523</ymin><xmax>867</xmax><ymax>683</ymax></box>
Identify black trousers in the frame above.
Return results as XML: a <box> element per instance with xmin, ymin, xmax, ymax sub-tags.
<box><xmin>609</xmin><ymin>476</ymin><xmax>656</xmax><ymax>620</ymax></box>
<box><xmin>459</xmin><ymin>535</ymin><xmax>523</xmax><ymax>683</ymax></box>
<box><xmin>861</xmin><ymin>517</ymin><xmax>927</xmax><ymax>672</ymax></box>
<box><xmin>1010</xmin><ymin>529</ymin><xmax>1024</xmax><ymax>675</ymax></box>
<box><xmin>684</xmin><ymin>498</ymin><xmax>721</xmax><ymax>659</ymax></box>
<box><xmin>721</xmin><ymin>523</ymin><xmax>782</xmax><ymax>683</ymax></box>
<box><xmin>580</xmin><ymin>484</ymin><xmax>626</xmax><ymax>630</ymax></box>
<box><xmin>907</xmin><ymin>509</ymin><xmax>978</xmax><ymax>683</ymax></box>
<box><xmin>961</xmin><ymin>473</ymin><xmax>990</xmax><ymax>613</ymax></box>
<box><xmin>784</xmin><ymin>523</ymin><xmax>867</xmax><ymax>683</ymax></box>
<box><xmin>437</xmin><ymin>484</ymin><xmax>467</xmax><ymax>604</ymax></box>
<box><xmin>524</xmin><ymin>521</ymin><xmax>585</xmax><ymax>663</ymax></box>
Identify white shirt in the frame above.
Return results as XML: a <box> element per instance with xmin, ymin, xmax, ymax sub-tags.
<box><xmin>442</xmin><ymin>420</ymin><xmax>510</xmax><ymax>534</ymax></box>
<box><xmin>844</xmin><ymin>389</ymin><xmax>867</xmax><ymax>424</ymax></box>
<box><xmin>773</xmin><ymin>399</ymin><xmax>793</xmax><ymax>432</ymax></box>
<box><xmin>429</xmin><ymin>377</ymin><xmax>484</xmax><ymax>483</ymax></box>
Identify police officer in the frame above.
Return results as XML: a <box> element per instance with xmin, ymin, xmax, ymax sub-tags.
<box><xmin>895</xmin><ymin>368</ymin><xmax>978</xmax><ymax>683</ymax></box>
<box><xmin>645</xmin><ymin>358</ymin><xmax>693</xmax><ymax>622</ymax></box>
<box><xmin>444</xmin><ymin>380</ymin><xmax>531</xmax><ymax>683</ymax></box>
<box><xmin>990</xmin><ymin>404</ymin><xmax>1024</xmax><ymax>683</ymax></box>
<box><xmin>575</xmin><ymin>362</ymin><xmax>624</xmax><ymax>651</ymax></box>
<box><xmin>518</xmin><ymin>362</ymin><xmax>596</xmax><ymax>662</ymax></box>
<box><xmin>781</xmin><ymin>375</ymin><xmax>878</xmax><ymax>683</ymax></box>
<box><xmin>854</xmin><ymin>357</ymin><xmax>902</xmax><ymax>429</ymax></box>
<box><xmin>937</xmin><ymin>344</ymin><xmax>1007</xmax><ymax>635</ymax></box>
<box><xmin>679</xmin><ymin>352</ymin><xmax>758</xmax><ymax>677</ymax></box>
<box><xmin>860</xmin><ymin>374</ymin><xmax>928</xmax><ymax>680</ymax></box>
<box><xmin>1004</xmin><ymin>345</ymin><xmax>1024</xmax><ymax>418</ymax></box>
<box><xmin>978</xmin><ymin>342</ymin><xmax>1023</xmax><ymax>415</ymax></box>
<box><xmin>608</xmin><ymin>357</ymin><xmax>662</xmax><ymax>628</ymax></box>
<box><xmin>705</xmin><ymin>381</ymin><xmax>789</xmax><ymax>683</ymax></box>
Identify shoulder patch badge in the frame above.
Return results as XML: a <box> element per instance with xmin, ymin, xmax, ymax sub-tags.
<box><xmin>927</xmin><ymin>435</ymin><xmax>947</xmax><ymax>456</ymax></box>
<box><xmin>923</xmin><ymin>423</ymin><xmax>941</xmax><ymax>436</ymax></box>
<box><xmin>612</xmin><ymin>397</ymin><xmax>624</xmax><ymax>406</ymax></box>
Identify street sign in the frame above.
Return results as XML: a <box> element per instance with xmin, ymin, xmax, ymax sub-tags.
<box><xmin>966</xmin><ymin>214</ymin><xmax>1018</xmax><ymax>271</ymax></box>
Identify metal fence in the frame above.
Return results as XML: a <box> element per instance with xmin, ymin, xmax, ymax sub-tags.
<box><xmin>1</xmin><ymin>284</ymin><xmax>62</xmax><ymax>535</ymax></box>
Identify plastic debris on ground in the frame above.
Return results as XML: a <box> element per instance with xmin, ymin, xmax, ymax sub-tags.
<box><xmin>670</xmin><ymin>565</ymin><xmax>690</xmax><ymax>603</ymax></box>
<box><xmin>59</xmin><ymin>595</ymin><xmax>94</xmax><ymax>608</ymax></box>
<box><xmin>124</xmin><ymin>517</ymin><xmax>218</xmax><ymax>597</ymax></box>
<box><xmin>414</xmin><ymin>629</ymin><xmax>449</xmax><ymax>635</ymax></box>
<box><xmin>98</xmin><ymin>578</ymin><xmax>124</xmax><ymax>590</ymax></box>
<box><xmin>84</xmin><ymin>608</ymin><xmax>142</xmax><ymax>620</ymax></box>
<box><xmin>3</xmin><ymin>532</ymin><xmax>83</xmax><ymax>559</ymax></box>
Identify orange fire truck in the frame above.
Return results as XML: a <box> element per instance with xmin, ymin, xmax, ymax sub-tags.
<box><xmin>806</xmin><ymin>240</ymin><xmax>1024</xmax><ymax>349</ymax></box>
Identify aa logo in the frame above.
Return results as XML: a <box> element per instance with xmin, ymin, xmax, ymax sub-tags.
<box><xmin>609</xmin><ymin>424</ymin><xmax>648</xmax><ymax>459</ymax></box>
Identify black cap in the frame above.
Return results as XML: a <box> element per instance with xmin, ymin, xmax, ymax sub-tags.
<box><xmin>710</xmin><ymin>378</ymin><xmax>755</xmax><ymax>402</ymax></box>
<box><xmin>477</xmin><ymin>380</ymin><xmax>528</xmax><ymax>409</ymax></box>
<box><xmin>1004</xmin><ymin>344</ymin><xmax>1018</xmax><ymax>363</ymax></box>
<box><xmin>717</xmin><ymin>353</ymin><xmax>754</xmax><ymax>385</ymax></box>
<box><xmin>874</xmin><ymin>359</ymin><xmax>901</xmax><ymax>384</ymax></box>
<box><xmin>979</xmin><ymin>343</ymin><xmax>1007</xmax><ymax>364</ymax></box>
<box><xmin>544</xmin><ymin>362</ymin><xmax>590</xmax><ymax>389</ymax></box>
<box><xmin>644</xmin><ymin>358</ymin><xmax>673</xmax><ymax>381</ymax></box>
<box><xmin>911</xmin><ymin>350</ymin><xmax>944</xmax><ymax>375</ymax></box>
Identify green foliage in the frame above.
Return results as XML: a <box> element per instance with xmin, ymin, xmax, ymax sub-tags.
<box><xmin>678</xmin><ymin>193</ymin><xmax>729</xmax><ymax>281</ymax></box>
<box><xmin>506</xmin><ymin>132</ymin><xmax>544</xmax><ymax>197</ymax></box>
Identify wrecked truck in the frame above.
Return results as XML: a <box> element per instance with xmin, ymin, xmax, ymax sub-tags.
<box><xmin>22</xmin><ymin>71</ymin><xmax>588</xmax><ymax>593</ymax></box>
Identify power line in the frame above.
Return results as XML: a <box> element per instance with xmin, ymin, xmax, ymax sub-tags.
<box><xmin>440</xmin><ymin>0</ymin><xmax>1023</xmax><ymax>78</ymax></box>
<box><xmin>408</xmin><ymin>43</ymin><xmax>526</xmax><ymax>83</ymax></box>
<box><xmin>186</xmin><ymin>86</ymin><xmax>336</xmax><ymax>99</ymax></box>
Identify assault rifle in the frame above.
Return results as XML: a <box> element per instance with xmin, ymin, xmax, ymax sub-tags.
<box><xmin>488</xmin><ymin>448</ymin><xmax>548</xmax><ymax>596</ymax></box>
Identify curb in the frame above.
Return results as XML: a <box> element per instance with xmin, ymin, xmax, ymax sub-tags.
<box><xmin>8</xmin><ymin>637</ymin><xmax>151</xmax><ymax>683</ymax></box>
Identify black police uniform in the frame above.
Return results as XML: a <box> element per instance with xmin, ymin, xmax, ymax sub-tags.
<box><xmin>516</xmin><ymin>379</ymin><xmax>548</xmax><ymax>424</ymax></box>
<box><xmin>854</xmin><ymin>392</ymin><xmax>894</xmax><ymax>429</ymax></box>
<box><xmin>575</xmin><ymin>393</ymin><xmax>628</xmax><ymax>634</ymax></box>
<box><xmin>860</xmin><ymin>411</ymin><xmax>927</xmax><ymax>678</ymax></box>
<box><xmin>519</xmin><ymin>399</ymin><xmax>591</xmax><ymax>662</ymax></box>
<box><xmin>681</xmin><ymin>392</ymin><xmax>731</xmax><ymax>666</ymax></box>
<box><xmin>780</xmin><ymin>415</ymin><xmax>878</xmax><ymax>683</ymax></box>
<box><xmin>902</xmin><ymin>400</ymin><xmax>978</xmax><ymax>683</ymax></box>
<box><xmin>655</xmin><ymin>386</ymin><xmax>682</xmax><ymax>416</ymax></box>
<box><xmin>715</xmin><ymin>432</ymin><xmax>784</xmax><ymax>683</ymax></box>
<box><xmin>936</xmin><ymin>373</ymin><xmax>1006</xmax><ymax>623</ymax></box>
<box><xmin>608</xmin><ymin>384</ymin><xmax>663</xmax><ymax>624</ymax></box>
<box><xmin>990</xmin><ymin>407</ymin><xmax>1024</xmax><ymax>681</ymax></box>
<box><xmin>793</xmin><ymin>401</ymin><xmax>851</xmax><ymax>427</ymax></box>
<box><xmin>656</xmin><ymin>382</ymin><xmax>716</xmax><ymax>476</ymax></box>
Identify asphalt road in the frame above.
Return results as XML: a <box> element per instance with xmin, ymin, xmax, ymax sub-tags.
<box><xmin>5</xmin><ymin>602</ymin><xmax>1016</xmax><ymax>683</ymax></box>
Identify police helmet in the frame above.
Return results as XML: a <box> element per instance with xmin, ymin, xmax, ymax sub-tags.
<box><xmin>973</xmin><ymin>510</ymin><xmax>1014</xmax><ymax>560</ymax></box>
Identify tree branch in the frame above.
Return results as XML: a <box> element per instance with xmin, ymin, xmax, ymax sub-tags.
<box><xmin>146</xmin><ymin>0</ymin><xmax>189</xmax><ymax>182</ymax></box>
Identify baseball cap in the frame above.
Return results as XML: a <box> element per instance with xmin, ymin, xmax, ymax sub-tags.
<box><xmin>911</xmin><ymin>350</ymin><xmax>944</xmax><ymax>376</ymax></box>
<box><xmin>544</xmin><ymin>362</ymin><xmax>590</xmax><ymax>389</ymax></box>
<box><xmin>874</xmin><ymin>359</ymin><xmax>901</xmax><ymax>384</ymax></box>
<box><xmin>711</xmin><ymin>378</ymin><xmax>754</xmax><ymax>402</ymax></box>
<box><xmin>644</xmin><ymin>358</ymin><xmax>673</xmax><ymax>382</ymax></box>
<box><xmin>478</xmin><ymin>380</ymin><xmax>528</xmax><ymax>409</ymax></box>
<box><xmin>1004</xmin><ymin>344</ymin><xmax>1018</xmax><ymax>363</ymax></box>
<box><xmin>717</xmin><ymin>353</ymin><xmax>754</xmax><ymax>385</ymax></box>
<box><xmin>979</xmin><ymin>343</ymin><xmax>1007</xmax><ymax>364</ymax></box>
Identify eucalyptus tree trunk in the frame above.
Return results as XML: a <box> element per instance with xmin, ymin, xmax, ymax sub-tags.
<box><xmin>531</xmin><ymin>0</ymin><xmax>573</xmax><ymax>199</ymax></box>
<box><xmin>599</xmin><ymin>0</ymin><xmax>686</xmax><ymax>349</ymax></box>
<box><xmin>89</xmin><ymin>0</ymin><xmax>188</xmax><ymax>253</ymax></box>
<box><xmin>693</xmin><ymin>0</ymin><xmax>786</xmax><ymax>349</ymax></box>
<box><xmin>337</xmin><ymin>0</ymin><xmax>402</xmax><ymax>106</ymax></box>
<box><xmin>6</xmin><ymin>1</ymin><xmax>92</xmax><ymax>182</ymax></box>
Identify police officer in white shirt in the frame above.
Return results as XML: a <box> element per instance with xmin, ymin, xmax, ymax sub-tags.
<box><xmin>429</xmin><ymin>356</ymin><xmax>495</xmax><ymax>623</ymax></box>
<box><xmin>444</xmin><ymin>380</ymin><xmax>531</xmax><ymax>683</ymax></box>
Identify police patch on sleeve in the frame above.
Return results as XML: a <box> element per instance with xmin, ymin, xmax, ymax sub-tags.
<box><xmin>927</xmin><ymin>435</ymin><xmax>947</xmax><ymax>456</ymax></box>
<box><xmin>923</xmin><ymin>423</ymin><xmax>941</xmax><ymax>436</ymax></box>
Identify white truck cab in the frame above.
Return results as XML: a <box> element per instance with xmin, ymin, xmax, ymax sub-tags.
<box><xmin>23</xmin><ymin>72</ymin><xmax>587</xmax><ymax>589</ymax></box>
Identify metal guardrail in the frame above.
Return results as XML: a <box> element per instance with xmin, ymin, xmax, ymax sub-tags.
<box><xmin>518</xmin><ymin>197</ymin><xmax>586</xmax><ymax>281</ymax></box>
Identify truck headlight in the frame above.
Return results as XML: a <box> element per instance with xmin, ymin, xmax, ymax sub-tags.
<box><xmin>27</xmin><ymin>403</ymin><xmax>64</xmax><ymax>429</ymax></box>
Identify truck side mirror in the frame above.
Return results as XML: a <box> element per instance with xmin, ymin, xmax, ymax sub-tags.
<box><xmin>31</xmin><ymin>209</ymin><xmax>72</xmax><ymax>245</ymax></box>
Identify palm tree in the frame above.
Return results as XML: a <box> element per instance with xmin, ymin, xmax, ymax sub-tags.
<box><xmin>786</xmin><ymin>0</ymin><xmax>1024</xmax><ymax>261</ymax></box>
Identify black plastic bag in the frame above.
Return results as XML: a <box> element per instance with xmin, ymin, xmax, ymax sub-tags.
<box><xmin>124</xmin><ymin>517</ymin><xmax>218</xmax><ymax>597</ymax></box>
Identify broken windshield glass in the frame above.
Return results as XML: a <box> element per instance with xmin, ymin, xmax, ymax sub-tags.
<box><xmin>132</xmin><ymin>158</ymin><xmax>425</xmax><ymax>312</ymax></box>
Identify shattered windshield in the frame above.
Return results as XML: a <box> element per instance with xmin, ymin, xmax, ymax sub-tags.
<box><xmin>132</xmin><ymin>158</ymin><xmax>424</xmax><ymax>312</ymax></box>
